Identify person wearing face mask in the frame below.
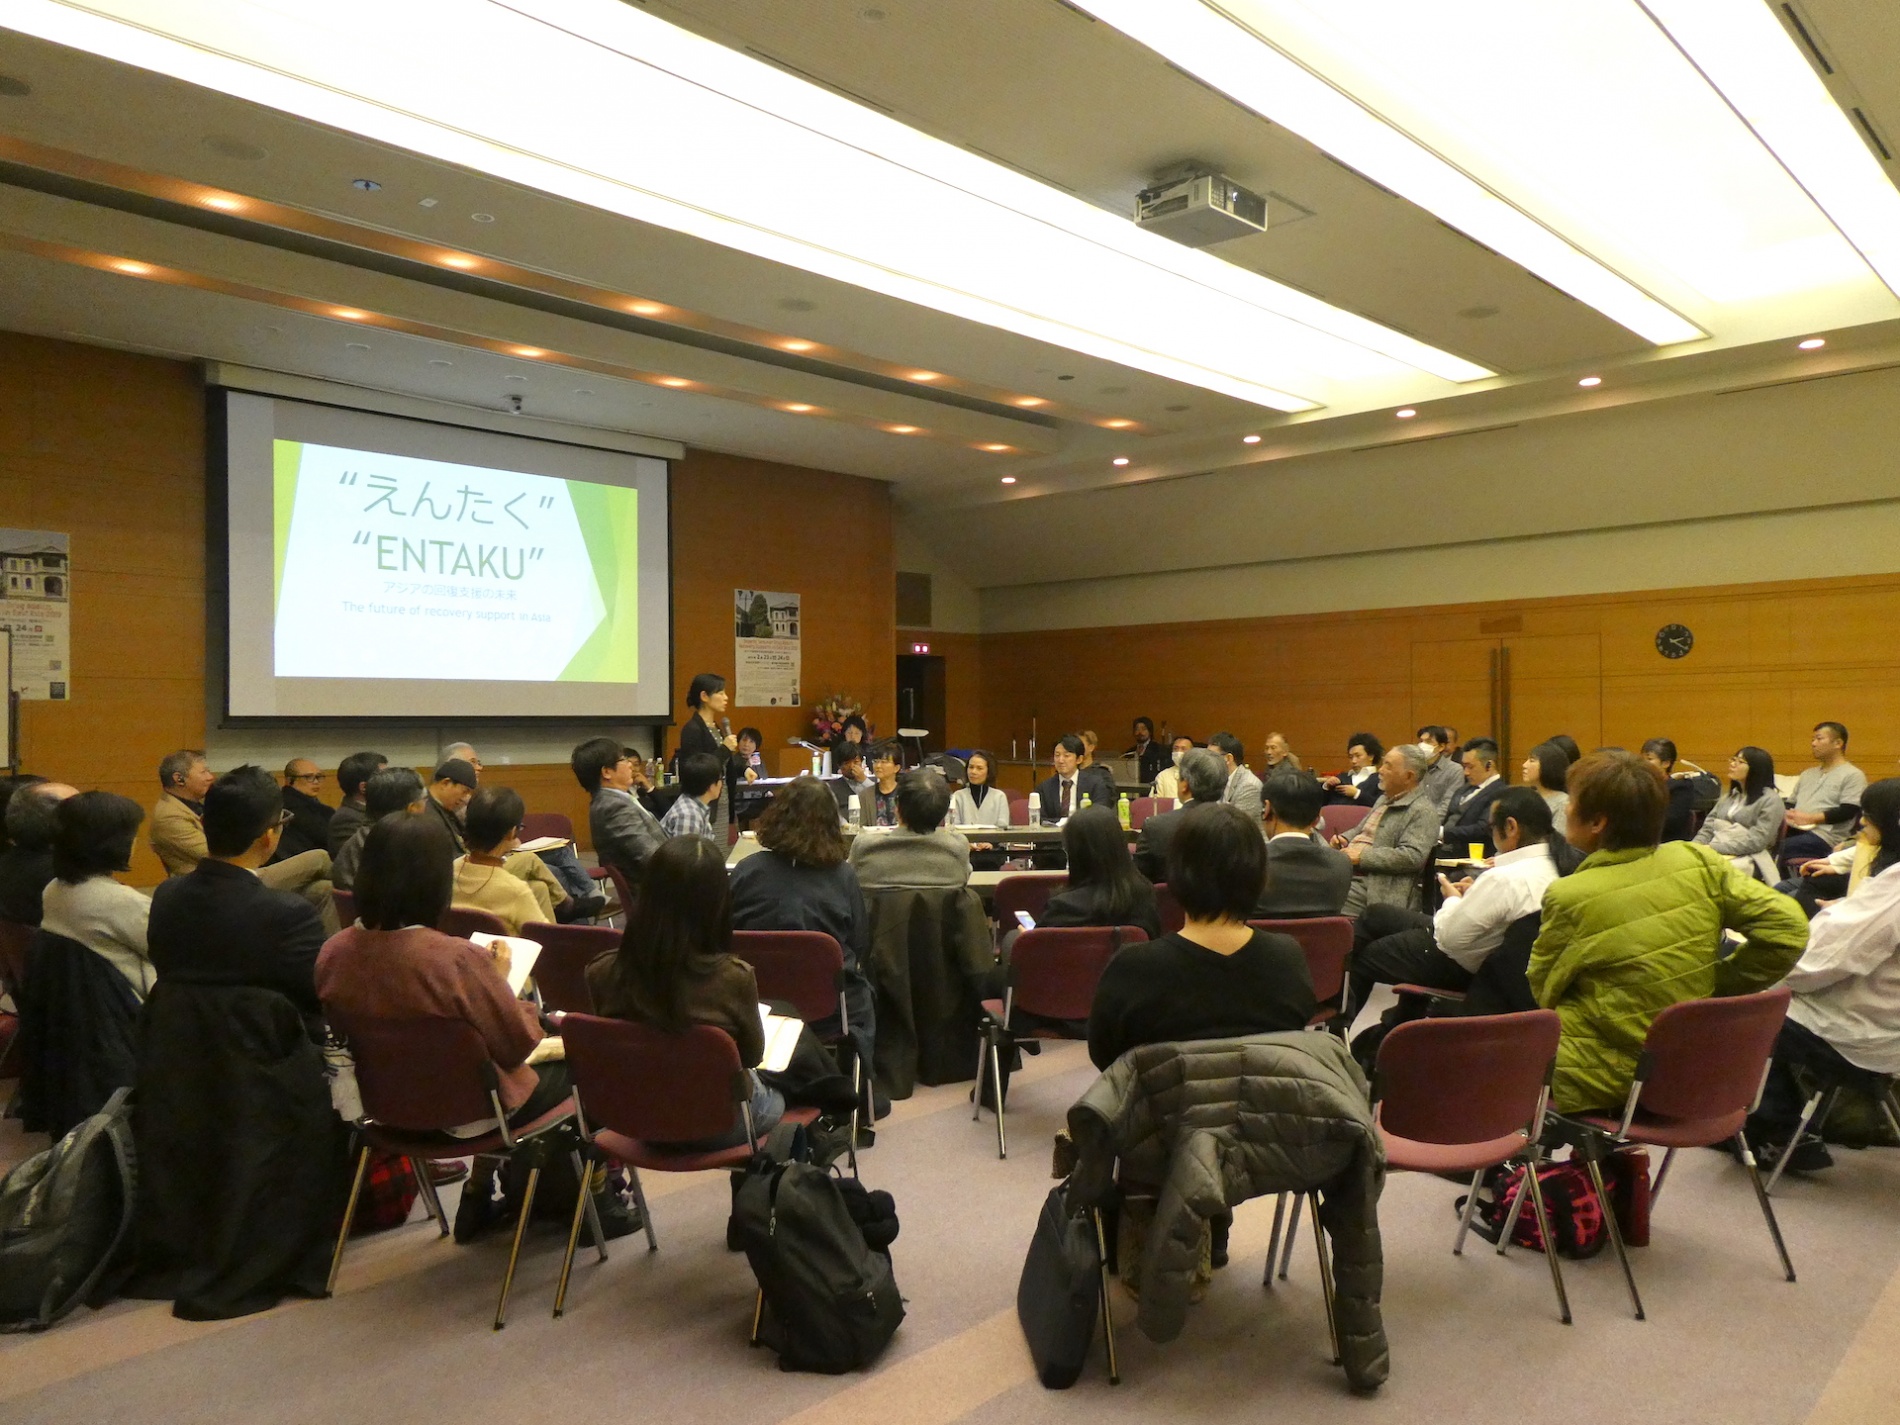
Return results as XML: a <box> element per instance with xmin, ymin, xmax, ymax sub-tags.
<box><xmin>1320</xmin><ymin>734</ymin><xmax>1385</xmax><ymax>806</ymax></box>
<box><xmin>1415</xmin><ymin>726</ymin><xmax>1463</xmax><ymax>812</ymax></box>
<box><xmin>1150</xmin><ymin>735</ymin><xmax>1196</xmax><ymax>802</ymax></box>
<box><xmin>1126</xmin><ymin>717</ymin><xmax>1168</xmax><ymax>786</ymax></box>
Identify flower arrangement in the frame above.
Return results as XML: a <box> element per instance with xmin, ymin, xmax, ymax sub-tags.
<box><xmin>812</xmin><ymin>694</ymin><xmax>870</xmax><ymax>747</ymax></box>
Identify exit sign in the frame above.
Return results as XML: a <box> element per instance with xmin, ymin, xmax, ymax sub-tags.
<box><xmin>910</xmin><ymin>642</ymin><xmax>931</xmax><ymax>654</ymax></box>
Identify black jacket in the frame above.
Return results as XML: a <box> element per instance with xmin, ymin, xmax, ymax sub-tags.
<box><xmin>1134</xmin><ymin>805</ymin><xmax>1188</xmax><ymax>883</ymax></box>
<box><xmin>1439</xmin><ymin>777</ymin><xmax>1508</xmax><ymax>855</ymax></box>
<box><xmin>1035</xmin><ymin>768</ymin><xmax>1116</xmax><ymax>823</ymax></box>
<box><xmin>1254</xmin><ymin>835</ymin><xmax>1355</xmax><ymax>919</ymax></box>
<box><xmin>1661</xmin><ymin>778</ymin><xmax>1697</xmax><ymax>843</ymax></box>
<box><xmin>1325</xmin><ymin>770</ymin><xmax>1381</xmax><ymax>806</ymax></box>
<box><xmin>1129</xmin><ymin>741</ymin><xmax>1168</xmax><ymax>786</ymax></box>
<box><xmin>147</xmin><ymin>858</ymin><xmax>326</xmax><ymax>1020</ymax></box>
<box><xmin>0</xmin><ymin>844</ymin><xmax>54</xmax><ymax>925</ymax></box>
<box><xmin>271</xmin><ymin>786</ymin><xmax>334</xmax><ymax>864</ymax></box>
<box><xmin>1039</xmin><ymin>878</ymin><xmax>1163</xmax><ymax>942</ymax></box>
<box><xmin>678</xmin><ymin>716</ymin><xmax>732</xmax><ymax>782</ymax></box>
<box><xmin>327</xmin><ymin>798</ymin><xmax>369</xmax><ymax>857</ymax></box>
<box><xmin>17</xmin><ymin>930</ymin><xmax>141</xmax><ymax>1138</ymax></box>
<box><xmin>424</xmin><ymin>795</ymin><xmax>466</xmax><ymax>856</ymax></box>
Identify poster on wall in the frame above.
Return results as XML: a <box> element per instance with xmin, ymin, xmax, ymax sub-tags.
<box><xmin>734</xmin><ymin>588</ymin><xmax>801</xmax><ymax>707</ymax></box>
<box><xmin>0</xmin><ymin>529</ymin><xmax>71</xmax><ymax>701</ymax></box>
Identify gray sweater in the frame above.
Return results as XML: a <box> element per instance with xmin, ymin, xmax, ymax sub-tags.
<box><xmin>1696</xmin><ymin>790</ymin><xmax>1786</xmax><ymax>858</ymax></box>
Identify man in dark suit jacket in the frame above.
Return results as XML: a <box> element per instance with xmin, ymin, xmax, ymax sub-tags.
<box><xmin>1256</xmin><ymin>769</ymin><xmax>1355</xmax><ymax>918</ymax></box>
<box><xmin>272</xmin><ymin>758</ymin><xmax>335</xmax><ymax>864</ymax></box>
<box><xmin>147</xmin><ymin>767</ymin><xmax>328</xmax><ymax>1017</ymax></box>
<box><xmin>573</xmin><ymin>736</ymin><xmax>665</xmax><ymax>883</ymax></box>
<box><xmin>1437</xmin><ymin>741</ymin><xmax>1507</xmax><ymax>859</ymax></box>
<box><xmin>1135</xmin><ymin>748</ymin><xmax>1228</xmax><ymax>882</ymax></box>
<box><xmin>1036</xmin><ymin>735</ymin><xmax>1113</xmax><ymax>824</ymax></box>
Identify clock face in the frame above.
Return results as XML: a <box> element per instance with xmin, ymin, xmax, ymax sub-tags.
<box><xmin>1656</xmin><ymin>623</ymin><xmax>1694</xmax><ymax>660</ymax></box>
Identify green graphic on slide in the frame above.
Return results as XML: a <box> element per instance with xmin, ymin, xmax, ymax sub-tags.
<box><xmin>558</xmin><ymin>482</ymin><xmax>640</xmax><ymax>681</ymax></box>
<box><xmin>272</xmin><ymin>441</ymin><xmax>303</xmax><ymax>610</ymax></box>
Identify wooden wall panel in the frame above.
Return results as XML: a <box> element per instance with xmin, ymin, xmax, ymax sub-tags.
<box><xmin>898</xmin><ymin>627</ymin><xmax>982</xmax><ymax>755</ymax></box>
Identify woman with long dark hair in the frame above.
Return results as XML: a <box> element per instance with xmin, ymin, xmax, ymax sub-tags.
<box><xmin>1522</xmin><ymin>742</ymin><xmax>1572</xmax><ymax>822</ymax></box>
<box><xmin>1040</xmin><ymin>805</ymin><xmax>1161</xmax><ymax>940</ymax></box>
<box><xmin>1695</xmin><ymin>746</ymin><xmax>1784</xmax><ymax>868</ymax></box>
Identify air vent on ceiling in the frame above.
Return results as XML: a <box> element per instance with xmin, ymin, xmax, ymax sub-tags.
<box><xmin>1773</xmin><ymin>4</ymin><xmax>1896</xmax><ymax>170</ymax></box>
<box><xmin>896</xmin><ymin>571</ymin><xmax>933</xmax><ymax>628</ymax></box>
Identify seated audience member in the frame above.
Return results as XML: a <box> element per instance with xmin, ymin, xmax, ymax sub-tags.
<box><xmin>424</xmin><ymin>759</ymin><xmax>478</xmax><ymax>852</ymax></box>
<box><xmin>441</xmin><ymin>741</ymin><xmax>483</xmax><ymax>775</ymax></box>
<box><xmin>147</xmin><ymin>766</ymin><xmax>325</xmax><ymax>1017</ymax></box>
<box><xmin>1255</xmin><ymin>770</ymin><xmax>1354</xmax><ymax>919</ymax></box>
<box><xmin>1135</xmin><ymin>748</ymin><xmax>1226</xmax><ymax>882</ymax></box>
<box><xmin>727</xmin><ymin>727</ymin><xmax>766</xmax><ymax>809</ymax></box>
<box><xmin>1209</xmin><ymin>733</ymin><xmax>1263</xmax><ymax>822</ymax></box>
<box><xmin>587</xmin><ymin>837</ymin><xmax>785</xmax><ymax>1149</ymax></box>
<box><xmin>326</xmin><ymin>751</ymin><xmax>387</xmax><ymax>856</ymax></box>
<box><xmin>1522</xmin><ymin>742</ymin><xmax>1572</xmax><ymax>822</ymax></box>
<box><xmin>1438</xmin><ymin>739</ymin><xmax>1507</xmax><ymax>858</ymax></box>
<box><xmin>830</xmin><ymin>747</ymin><xmax>872</xmax><ymax>817</ymax></box>
<box><xmin>1349</xmin><ymin>787</ymin><xmax>1573</xmax><ymax>1012</ymax></box>
<box><xmin>1320</xmin><ymin>733</ymin><xmax>1385</xmax><ymax>806</ymax></box>
<box><xmin>1127</xmin><ymin>717</ymin><xmax>1168</xmax><ymax>788</ymax></box>
<box><xmin>151</xmin><ymin>749</ymin><xmax>334</xmax><ymax>918</ymax></box>
<box><xmin>1035</xmin><ymin>735</ymin><xmax>1091</xmax><ymax>823</ymax></box>
<box><xmin>1694</xmin><ymin>746</ymin><xmax>1786</xmax><ymax>877</ymax></box>
<box><xmin>316</xmin><ymin>814</ymin><xmax>589</xmax><ymax>1242</ymax></box>
<box><xmin>1546</xmin><ymin>734</ymin><xmax>1582</xmax><ymax>767</ymax></box>
<box><xmin>1336</xmin><ymin>744</ymin><xmax>1439</xmax><ymax>918</ymax></box>
<box><xmin>662</xmin><ymin>753</ymin><xmax>724</xmax><ymax>842</ymax></box>
<box><xmin>1260</xmin><ymin>732</ymin><xmax>1303</xmax><ymax>775</ymax></box>
<box><xmin>1075</xmin><ymin>731</ymin><xmax>1119</xmax><ymax>808</ymax></box>
<box><xmin>1530</xmin><ymin>751</ymin><xmax>1807</xmax><ymax>1114</ymax></box>
<box><xmin>1039</xmin><ymin>805</ymin><xmax>1162</xmax><ymax>941</ymax></box>
<box><xmin>576</xmin><ymin>736</ymin><xmax>665</xmax><ymax>884</ymax></box>
<box><xmin>1415</xmin><ymin>726</ymin><xmax>1462</xmax><ymax>811</ymax></box>
<box><xmin>43</xmin><ymin>791</ymin><xmax>155</xmax><ymax>999</ymax></box>
<box><xmin>0</xmin><ymin>779</ymin><xmax>76</xmax><ymax>925</ymax></box>
<box><xmin>729</xmin><ymin>776</ymin><xmax>877</xmax><ymax>1069</ymax></box>
<box><xmin>1089</xmin><ymin>802</ymin><xmax>1315</xmax><ymax>1072</ymax></box>
<box><xmin>1640</xmin><ymin>738</ymin><xmax>1697</xmax><ymax>842</ymax></box>
<box><xmin>1780</xmin><ymin>721</ymin><xmax>1868</xmax><ymax>871</ymax></box>
<box><xmin>849</xmin><ymin>771</ymin><xmax>970</xmax><ymax>891</ymax></box>
<box><xmin>273</xmin><ymin>759</ymin><xmax>334</xmax><ymax>863</ymax></box>
<box><xmin>950</xmin><ymin>750</ymin><xmax>1012</xmax><ymax>829</ymax></box>
<box><xmin>445</xmin><ymin>739</ymin><xmax>598</xmax><ymax>908</ymax></box>
<box><xmin>1746</xmin><ymin>779</ymin><xmax>1900</xmax><ymax>1170</ymax></box>
<box><xmin>859</xmin><ymin>742</ymin><xmax>906</xmax><ymax>828</ymax></box>
<box><xmin>837</xmin><ymin>715</ymin><xmax>869</xmax><ymax>758</ymax></box>
<box><xmin>453</xmin><ymin>786</ymin><xmax>553</xmax><ymax>934</ymax></box>
<box><xmin>1779</xmin><ymin>826</ymin><xmax>1880</xmax><ymax>918</ymax></box>
<box><xmin>333</xmin><ymin>767</ymin><xmax>425</xmax><ymax>891</ymax></box>
<box><xmin>1149</xmin><ymin>734</ymin><xmax>1196</xmax><ymax>802</ymax></box>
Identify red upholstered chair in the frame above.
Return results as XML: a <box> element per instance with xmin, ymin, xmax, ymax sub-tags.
<box><xmin>325</xmin><ymin>1012</ymin><xmax>594</xmax><ymax>1329</ymax></box>
<box><xmin>0</xmin><ymin>919</ymin><xmax>32</xmax><ymax>999</ymax></box>
<box><xmin>552</xmin><ymin>1014</ymin><xmax>817</xmax><ymax>1322</ymax></box>
<box><xmin>439</xmin><ymin>906</ymin><xmax>513</xmax><ymax>941</ymax></box>
<box><xmin>991</xmin><ymin>873</ymin><xmax>1067</xmax><ymax>935</ymax></box>
<box><xmin>1128</xmin><ymin>797</ymin><xmax>1173</xmax><ymax>830</ymax></box>
<box><xmin>519</xmin><ymin>921</ymin><xmax>616</xmax><ymax>1014</ymax></box>
<box><xmin>734</xmin><ymin>929</ymin><xmax>868</xmax><ymax>1172</ymax></box>
<box><xmin>973</xmin><ymin>926</ymin><xmax>1144</xmax><ymax>1159</ymax></box>
<box><xmin>1248</xmin><ymin>917</ymin><xmax>1354</xmax><ymax>1030</ymax></box>
<box><xmin>519</xmin><ymin>812</ymin><xmax>575</xmax><ymax>844</ymax></box>
<box><xmin>1560</xmin><ymin>987</ymin><xmax>1797</xmax><ymax>1320</ymax></box>
<box><xmin>602</xmin><ymin>862</ymin><xmax>635</xmax><ymax>925</ymax></box>
<box><xmin>1318</xmin><ymin>804</ymin><xmax>1371</xmax><ymax>841</ymax></box>
<box><xmin>331</xmin><ymin>888</ymin><xmax>357</xmax><ymax>927</ymax></box>
<box><xmin>1008</xmin><ymin>797</ymin><xmax>1031</xmax><ymax>827</ymax></box>
<box><xmin>1152</xmin><ymin>883</ymin><xmax>1186</xmax><ymax>936</ymax></box>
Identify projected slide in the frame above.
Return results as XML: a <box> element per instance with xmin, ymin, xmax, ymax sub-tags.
<box><xmin>271</xmin><ymin>441</ymin><xmax>641</xmax><ymax>683</ymax></box>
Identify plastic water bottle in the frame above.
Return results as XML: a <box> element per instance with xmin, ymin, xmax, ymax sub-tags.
<box><xmin>1118</xmin><ymin>793</ymin><xmax>1132</xmax><ymax>830</ymax></box>
<box><xmin>811</xmin><ymin>751</ymin><xmax>823</xmax><ymax>777</ymax></box>
<box><xmin>1081</xmin><ymin>793</ymin><xmax>1092</xmax><ymax>810</ymax></box>
<box><xmin>1027</xmin><ymin>797</ymin><xmax>1041</xmax><ymax>828</ymax></box>
<box><xmin>847</xmin><ymin>800</ymin><xmax>861</xmax><ymax>830</ymax></box>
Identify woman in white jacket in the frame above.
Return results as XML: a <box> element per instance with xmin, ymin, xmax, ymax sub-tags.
<box><xmin>949</xmin><ymin>750</ymin><xmax>1012</xmax><ymax>829</ymax></box>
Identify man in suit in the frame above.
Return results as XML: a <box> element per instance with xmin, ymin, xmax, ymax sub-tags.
<box><xmin>1437</xmin><ymin>739</ymin><xmax>1507</xmax><ymax>860</ymax></box>
<box><xmin>1035</xmin><ymin>735</ymin><xmax>1095</xmax><ymax>823</ymax></box>
<box><xmin>1335</xmin><ymin>744</ymin><xmax>1439</xmax><ymax>919</ymax></box>
<box><xmin>148</xmin><ymin>767</ymin><xmax>335</xmax><ymax>1009</ymax></box>
<box><xmin>1256</xmin><ymin>769</ymin><xmax>1354</xmax><ymax>919</ymax></box>
<box><xmin>326</xmin><ymin>751</ymin><xmax>387</xmax><ymax>857</ymax></box>
<box><xmin>151</xmin><ymin>749</ymin><xmax>335</xmax><ymax>921</ymax></box>
<box><xmin>1136</xmin><ymin>748</ymin><xmax>1227</xmax><ymax>882</ymax></box>
<box><xmin>575</xmin><ymin>735</ymin><xmax>665</xmax><ymax>885</ymax></box>
<box><xmin>1210</xmin><ymin>732</ymin><xmax>1263</xmax><ymax>823</ymax></box>
<box><xmin>272</xmin><ymin>758</ymin><xmax>334</xmax><ymax>864</ymax></box>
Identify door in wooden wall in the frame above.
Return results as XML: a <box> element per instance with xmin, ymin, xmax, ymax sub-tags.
<box><xmin>1505</xmin><ymin>633</ymin><xmax>1602</xmax><ymax>767</ymax></box>
<box><xmin>895</xmin><ymin>654</ymin><xmax>947</xmax><ymax>755</ymax></box>
<box><xmin>1411</xmin><ymin>638</ymin><xmax>1502</xmax><ymax>748</ymax></box>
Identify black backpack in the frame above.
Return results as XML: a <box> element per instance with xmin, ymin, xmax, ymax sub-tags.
<box><xmin>0</xmin><ymin>1086</ymin><xmax>137</xmax><ymax>1332</ymax></box>
<box><xmin>733</xmin><ymin>1125</ymin><xmax>903</xmax><ymax>1373</ymax></box>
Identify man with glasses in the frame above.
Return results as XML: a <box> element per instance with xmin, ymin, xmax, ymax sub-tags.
<box><xmin>447</xmin><ymin>738</ymin><xmax>604</xmax><ymax>917</ymax></box>
<box><xmin>151</xmin><ymin>748</ymin><xmax>334</xmax><ymax>920</ymax></box>
<box><xmin>273</xmin><ymin>758</ymin><xmax>335</xmax><ymax>864</ymax></box>
<box><xmin>574</xmin><ymin>735</ymin><xmax>665</xmax><ymax>886</ymax></box>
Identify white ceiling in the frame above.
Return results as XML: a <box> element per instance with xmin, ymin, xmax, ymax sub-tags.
<box><xmin>1</xmin><ymin>0</ymin><xmax>1899</xmax><ymax>586</ymax></box>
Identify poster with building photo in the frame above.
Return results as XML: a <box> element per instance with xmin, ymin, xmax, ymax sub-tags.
<box><xmin>0</xmin><ymin>530</ymin><xmax>71</xmax><ymax>700</ymax></box>
<box><xmin>733</xmin><ymin>588</ymin><xmax>800</xmax><ymax>706</ymax></box>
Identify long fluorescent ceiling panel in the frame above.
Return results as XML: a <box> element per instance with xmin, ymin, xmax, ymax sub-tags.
<box><xmin>1074</xmin><ymin>0</ymin><xmax>1707</xmax><ymax>346</ymax></box>
<box><xmin>5</xmin><ymin>0</ymin><xmax>1496</xmax><ymax>412</ymax></box>
<box><xmin>1640</xmin><ymin>0</ymin><xmax>1900</xmax><ymax>302</ymax></box>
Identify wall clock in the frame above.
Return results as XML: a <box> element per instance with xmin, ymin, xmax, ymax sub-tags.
<box><xmin>1655</xmin><ymin>623</ymin><xmax>1694</xmax><ymax>659</ymax></box>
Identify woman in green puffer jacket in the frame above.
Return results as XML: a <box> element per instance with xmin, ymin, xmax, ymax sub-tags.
<box><xmin>1531</xmin><ymin>750</ymin><xmax>1809</xmax><ymax>1114</ymax></box>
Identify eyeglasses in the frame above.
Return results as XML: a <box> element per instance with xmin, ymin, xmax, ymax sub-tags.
<box><xmin>273</xmin><ymin>809</ymin><xmax>295</xmax><ymax>829</ymax></box>
<box><xmin>292</xmin><ymin>772</ymin><xmax>325</xmax><ymax>783</ymax></box>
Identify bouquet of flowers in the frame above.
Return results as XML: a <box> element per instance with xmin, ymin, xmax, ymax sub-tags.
<box><xmin>812</xmin><ymin>694</ymin><xmax>869</xmax><ymax>747</ymax></box>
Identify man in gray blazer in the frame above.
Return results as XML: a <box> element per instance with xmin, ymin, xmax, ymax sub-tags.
<box><xmin>1210</xmin><ymin>732</ymin><xmax>1263</xmax><ymax>823</ymax></box>
<box><xmin>1256</xmin><ymin>769</ymin><xmax>1355</xmax><ymax>919</ymax></box>
<box><xmin>1136</xmin><ymin>748</ymin><xmax>1228</xmax><ymax>882</ymax></box>
<box><xmin>573</xmin><ymin>735</ymin><xmax>664</xmax><ymax>884</ymax></box>
<box><xmin>1336</xmin><ymin>744</ymin><xmax>1438</xmax><ymax>918</ymax></box>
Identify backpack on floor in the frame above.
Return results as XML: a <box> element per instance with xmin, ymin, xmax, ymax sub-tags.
<box><xmin>1470</xmin><ymin>1161</ymin><xmax>1607</xmax><ymax>1259</ymax></box>
<box><xmin>0</xmin><ymin>1086</ymin><xmax>137</xmax><ymax>1332</ymax></box>
<box><xmin>733</xmin><ymin>1124</ymin><xmax>904</xmax><ymax>1373</ymax></box>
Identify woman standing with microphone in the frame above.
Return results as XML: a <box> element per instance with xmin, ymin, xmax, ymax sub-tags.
<box><xmin>680</xmin><ymin>672</ymin><xmax>738</xmax><ymax>844</ymax></box>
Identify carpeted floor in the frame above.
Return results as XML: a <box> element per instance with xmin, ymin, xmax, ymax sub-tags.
<box><xmin>2</xmin><ymin>1027</ymin><xmax>1897</xmax><ymax>1425</ymax></box>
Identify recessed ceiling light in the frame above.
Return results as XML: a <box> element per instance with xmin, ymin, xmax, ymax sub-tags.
<box><xmin>1012</xmin><ymin>396</ymin><xmax>1046</xmax><ymax>408</ymax></box>
<box><xmin>1000</xmin><ymin>476</ymin><xmax>1017</xmax><ymax>484</ymax></box>
<box><xmin>1103</xmin><ymin>419</ymin><xmax>1136</xmax><ymax>429</ymax></box>
<box><xmin>574</xmin><ymin>387</ymin><xmax>596</xmax><ymax>395</ymax></box>
<box><xmin>418</xmin><ymin>197</ymin><xmax>439</xmax><ymax>208</ymax></box>
<box><xmin>778</xmin><ymin>297</ymin><xmax>817</xmax><ymax>313</ymax></box>
<box><xmin>503</xmin><ymin>374</ymin><xmax>527</xmax><ymax>383</ymax></box>
<box><xmin>782</xmin><ymin>403</ymin><xmax>814</xmax><ymax>413</ymax></box>
<box><xmin>351</xmin><ymin>178</ymin><xmax>381</xmax><ymax>192</ymax></box>
<box><xmin>1242</xmin><ymin>434</ymin><xmax>1262</xmax><ymax>444</ymax></box>
<box><xmin>909</xmin><ymin>370</ymin><xmax>943</xmax><ymax>382</ymax></box>
<box><xmin>885</xmin><ymin>424</ymin><xmax>920</xmax><ymax>435</ymax></box>
<box><xmin>345</xmin><ymin>342</ymin><xmax>370</xmax><ymax>351</ymax></box>
<box><xmin>202</xmin><ymin>134</ymin><xmax>265</xmax><ymax>161</ymax></box>
<box><xmin>1798</xmin><ymin>337</ymin><xmax>1826</xmax><ymax>350</ymax></box>
<box><xmin>978</xmin><ymin>443</ymin><xmax>1012</xmax><ymax>452</ymax></box>
<box><xmin>331</xmin><ymin>307</ymin><xmax>369</xmax><ymax>320</ymax></box>
<box><xmin>1112</xmin><ymin>456</ymin><xmax>1130</xmax><ymax>466</ymax></box>
<box><xmin>512</xmin><ymin>346</ymin><xmax>546</xmax><ymax>358</ymax></box>
<box><xmin>1396</xmin><ymin>408</ymin><xmax>1417</xmax><ymax>419</ymax></box>
<box><xmin>779</xmin><ymin>339</ymin><xmax>816</xmax><ymax>352</ymax></box>
<box><xmin>656</xmin><ymin>376</ymin><xmax>692</xmax><ymax>387</ymax></box>
<box><xmin>200</xmin><ymin>194</ymin><xmax>245</xmax><ymax>212</ymax></box>
<box><xmin>470</xmin><ymin>212</ymin><xmax>495</xmax><ymax>223</ymax></box>
<box><xmin>438</xmin><ymin>253</ymin><xmax>479</xmax><ymax>269</ymax></box>
<box><xmin>628</xmin><ymin>301</ymin><xmax>667</xmax><ymax>316</ymax></box>
<box><xmin>428</xmin><ymin>358</ymin><xmax>454</xmax><ymax>367</ymax></box>
<box><xmin>1578</xmin><ymin>375</ymin><xmax>1602</xmax><ymax>387</ymax></box>
<box><xmin>110</xmin><ymin>259</ymin><xmax>153</xmax><ymax>275</ymax></box>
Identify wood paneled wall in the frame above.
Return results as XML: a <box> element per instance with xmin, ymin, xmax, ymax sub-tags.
<box><xmin>897</xmin><ymin>626</ymin><xmax>982</xmax><ymax>757</ymax></box>
<box><xmin>976</xmin><ymin>572</ymin><xmax>1900</xmax><ymax>783</ymax></box>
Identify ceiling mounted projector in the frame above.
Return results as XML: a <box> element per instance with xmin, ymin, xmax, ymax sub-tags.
<box><xmin>1135</xmin><ymin>164</ymin><xmax>1267</xmax><ymax>246</ymax></box>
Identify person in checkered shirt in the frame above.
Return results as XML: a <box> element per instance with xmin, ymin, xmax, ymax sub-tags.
<box><xmin>662</xmin><ymin>753</ymin><xmax>725</xmax><ymax>844</ymax></box>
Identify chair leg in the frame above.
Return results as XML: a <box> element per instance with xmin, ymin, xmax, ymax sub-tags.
<box><xmin>750</xmin><ymin>1289</ymin><xmax>766</xmax><ymax>1346</ymax></box>
<box><xmin>1880</xmin><ymin>1089</ymin><xmax>1900</xmax><ymax>1143</ymax></box>
<box><xmin>1582</xmin><ymin>1154</ymin><xmax>1645</xmax><ymax>1321</ymax></box>
<box><xmin>1093</xmin><ymin>1209</ymin><xmax>1120</xmax><ymax>1385</ymax></box>
<box><xmin>1452</xmin><ymin>1167</ymin><xmax>1485</xmax><ymax>1256</ymax></box>
<box><xmin>628</xmin><ymin>1165</ymin><xmax>657</xmax><ymax>1252</ymax></box>
<box><xmin>1277</xmin><ymin>1193</ymin><xmax>1304</xmax><ymax>1281</ymax></box>
<box><xmin>990</xmin><ymin>1034</ymin><xmax>1008</xmax><ymax>1160</ymax></box>
<box><xmin>1264</xmin><ymin>1193</ymin><xmax>1287</xmax><ymax>1289</ymax></box>
<box><xmin>1650</xmin><ymin>1146</ymin><xmax>1678</xmax><ymax>1207</ymax></box>
<box><xmin>1311</xmin><ymin>1197</ymin><xmax>1341</xmax><ymax>1368</ymax></box>
<box><xmin>326</xmin><ymin>1144</ymin><xmax>371</xmax><ymax>1296</ymax></box>
<box><xmin>1765</xmin><ymin>1088</ymin><xmax>1832</xmax><ymax>1196</ymax></box>
<box><xmin>493</xmin><ymin>1163</ymin><xmax>540</xmax><ymax>1330</ymax></box>
<box><xmin>971</xmin><ymin>1025</ymin><xmax>986</xmax><ymax>1123</ymax></box>
<box><xmin>411</xmin><ymin>1157</ymin><xmax>449</xmax><ymax>1237</ymax></box>
<box><xmin>1495</xmin><ymin>1164</ymin><xmax>1530</xmax><ymax>1258</ymax></box>
<box><xmin>1523</xmin><ymin>1162</ymin><xmax>1572</xmax><ymax>1325</ymax></box>
<box><xmin>552</xmin><ymin>1151</ymin><xmax>607</xmax><ymax>1319</ymax></box>
<box><xmin>1735</xmin><ymin>1130</ymin><xmax>1797</xmax><ymax>1283</ymax></box>
<box><xmin>845</xmin><ymin>1051</ymin><xmax>861</xmax><ymax>1178</ymax></box>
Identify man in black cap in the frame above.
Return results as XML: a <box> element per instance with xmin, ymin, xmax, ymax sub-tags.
<box><xmin>424</xmin><ymin>758</ymin><xmax>479</xmax><ymax>853</ymax></box>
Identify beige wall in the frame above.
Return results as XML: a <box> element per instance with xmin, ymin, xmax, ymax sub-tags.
<box><xmin>894</xmin><ymin>517</ymin><xmax>982</xmax><ymax>633</ymax></box>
